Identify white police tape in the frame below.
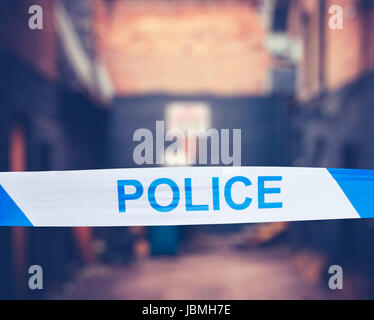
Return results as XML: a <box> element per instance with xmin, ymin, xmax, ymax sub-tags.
<box><xmin>0</xmin><ymin>166</ymin><xmax>373</xmax><ymax>226</ymax></box>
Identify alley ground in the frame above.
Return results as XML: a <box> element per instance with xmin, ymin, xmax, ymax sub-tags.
<box><xmin>50</xmin><ymin>226</ymin><xmax>337</xmax><ymax>300</ymax></box>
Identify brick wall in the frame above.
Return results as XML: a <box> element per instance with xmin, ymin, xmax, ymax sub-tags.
<box><xmin>94</xmin><ymin>0</ymin><xmax>270</xmax><ymax>96</ymax></box>
<box><xmin>324</xmin><ymin>0</ymin><xmax>367</xmax><ymax>92</ymax></box>
<box><xmin>288</xmin><ymin>0</ymin><xmax>374</xmax><ymax>101</ymax></box>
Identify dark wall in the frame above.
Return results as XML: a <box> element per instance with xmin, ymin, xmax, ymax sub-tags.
<box><xmin>0</xmin><ymin>51</ymin><xmax>109</xmax><ymax>298</ymax></box>
<box><xmin>290</xmin><ymin>72</ymin><xmax>374</xmax><ymax>297</ymax></box>
<box><xmin>0</xmin><ymin>51</ymin><xmax>64</xmax><ymax>299</ymax></box>
<box><xmin>108</xmin><ymin>94</ymin><xmax>290</xmax><ymax>168</ymax></box>
<box><xmin>60</xmin><ymin>90</ymin><xmax>109</xmax><ymax>170</ymax></box>
<box><xmin>292</xmin><ymin>72</ymin><xmax>374</xmax><ymax>170</ymax></box>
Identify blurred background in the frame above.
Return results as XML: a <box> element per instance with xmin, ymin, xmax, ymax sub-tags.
<box><xmin>0</xmin><ymin>0</ymin><xmax>374</xmax><ymax>299</ymax></box>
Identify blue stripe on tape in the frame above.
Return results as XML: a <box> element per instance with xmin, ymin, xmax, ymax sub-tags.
<box><xmin>0</xmin><ymin>185</ymin><xmax>33</xmax><ymax>226</ymax></box>
<box><xmin>328</xmin><ymin>168</ymin><xmax>374</xmax><ymax>219</ymax></box>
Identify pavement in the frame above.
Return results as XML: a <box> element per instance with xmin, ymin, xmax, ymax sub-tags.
<box><xmin>50</xmin><ymin>228</ymin><xmax>334</xmax><ymax>300</ymax></box>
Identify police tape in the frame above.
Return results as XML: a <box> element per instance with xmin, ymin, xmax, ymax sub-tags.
<box><xmin>0</xmin><ymin>166</ymin><xmax>373</xmax><ymax>227</ymax></box>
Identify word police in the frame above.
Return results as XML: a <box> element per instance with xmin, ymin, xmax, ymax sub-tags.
<box><xmin>118</xmin><ymin>175</ymin><xmax>283</xmax><ymax>213</ymax></box>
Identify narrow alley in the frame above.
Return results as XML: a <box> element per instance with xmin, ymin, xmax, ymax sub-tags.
<box><xmin>51</xmin><ymin>228</ymin><xmax>334</xmax><ymax>300</ymax></box>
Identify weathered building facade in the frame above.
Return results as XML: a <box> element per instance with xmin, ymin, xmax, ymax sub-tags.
<box><xmin>276</xmin><ymin>0</ymin><xmax>374</xmax><ymax>297</ymax></box>
<box><xmin>0</xmin><ymin>0</ymin><xmax>112</xmax><ymax>298</ymax></box>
